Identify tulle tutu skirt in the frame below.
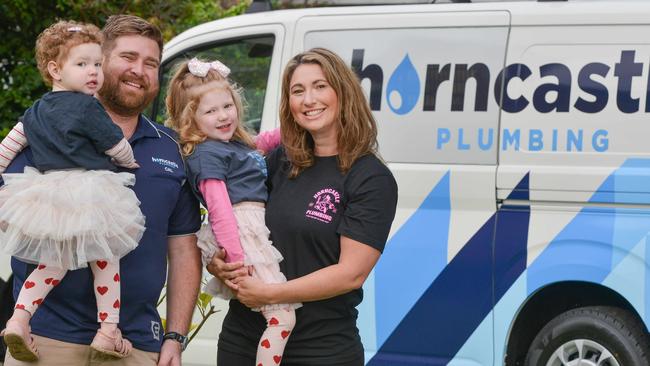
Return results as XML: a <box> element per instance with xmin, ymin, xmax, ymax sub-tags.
<box><xmin>0</xmin><ymin>167</ymin><xmax>145</xmax><ymax>270</ymax></box>
<box><xmin>199</xmin><ymin>202</ymin><xmax>301</xmax><ymax>311</ymax></box>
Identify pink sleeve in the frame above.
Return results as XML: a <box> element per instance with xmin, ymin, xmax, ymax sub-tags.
<box><xmin>254</xmin><ymin>128</ymin><xmax>280</xmax><ymax>154</ymax></box>
<box><xmin>198</xmin><ymin>179</ymin><xmax>245</xmax><ymax>263</ymax></box>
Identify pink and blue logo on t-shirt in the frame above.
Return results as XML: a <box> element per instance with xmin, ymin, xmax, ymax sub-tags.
<box><xmin>306</xmin><ymin>188</ymin><xmax>340</xmax><ymax>223</ymax></box>
<box><xmin>248</xmin><ymin>151</ymin><xmax>267</xmax><ymax>177</ymax></box>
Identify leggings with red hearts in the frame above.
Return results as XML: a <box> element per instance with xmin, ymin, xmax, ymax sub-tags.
<box><xmin>256</xmin><ymin>308</ymin><xmax>296</xmax><ymax>366</ymax></box>
<box><xmin>14</xmin><ymin>260</ymin><xmax>121</xmax><ymax>323</ymax></box>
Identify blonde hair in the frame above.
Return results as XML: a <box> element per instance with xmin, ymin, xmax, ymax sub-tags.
<box><xmin>35</xmin><ymin>20</ymin><xmax>103</xmax><ymax>86</ymax></box>
<box><xmin>165</xmin><ymin>60</ymin><xmax>254</xmax><ymax>156</ymax></box>
<box><xmin>280</xmin><ymin>48</ymin><xmax>378</xmax><ymax>178</ymax></box>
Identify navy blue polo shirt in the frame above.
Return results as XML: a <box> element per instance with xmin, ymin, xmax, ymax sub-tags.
<box><xmin>5</xmin><ymin>116</ymin><xmax>201</xmax><ymax>352</ymax></box>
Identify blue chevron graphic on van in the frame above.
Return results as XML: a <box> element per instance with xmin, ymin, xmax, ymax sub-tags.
<box><xmin>370</xmin><ymin>160</ymin><xmax>650</xmax><ymax>365</ymax></box>
<box><xmin>527</xmin><ymin>158</ymin><xmax>650</xmax><ymax>300</ymax></box>
<box><xmin>368</xmin><ymin>173</ymin><xmax>530</xmax><ymax>365</ymax></box>
<box><xmin>374</xmin><ymin>172</ymin><xmax>450</xmax><ymax>347</ymax></box>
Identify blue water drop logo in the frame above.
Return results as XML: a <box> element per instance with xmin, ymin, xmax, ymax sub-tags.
<box><xmin>386</xmin><ymin>54</ymin><xmax>420</xmax><ymax>115</ymax></box>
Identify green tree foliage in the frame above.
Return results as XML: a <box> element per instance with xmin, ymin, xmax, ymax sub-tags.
<box><xmin>0</xmin><ymin>0</ymin><xmax>250</xmax><ymax>137</ymax></box>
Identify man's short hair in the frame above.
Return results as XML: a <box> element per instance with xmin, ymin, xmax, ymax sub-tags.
<box><xmin>102</xmin><ymin>15</ymin><xmax>163</xmax><ymax>59</ymax></box>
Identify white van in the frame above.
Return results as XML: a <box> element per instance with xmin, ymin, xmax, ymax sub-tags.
<box><xmin>152</xmin><ymin>1</ymin><xmax>650</xmax><ymax>364</ymax></box>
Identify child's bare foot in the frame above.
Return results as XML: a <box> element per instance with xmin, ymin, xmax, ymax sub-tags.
<box><xmin>1</xmin><ymin>311</ymin><xmax>38</xmax><ymax>362</ymax></box>
<box><xmin>90</xmin><ymin>325</ymin><xmax>132</xmax><ymax>359</ymax></box>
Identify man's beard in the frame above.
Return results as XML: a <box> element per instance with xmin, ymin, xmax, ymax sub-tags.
<box><xmin>98</xmin><ymin>71</ymin><xmax>158</xmax><ymax>117</ymax></box>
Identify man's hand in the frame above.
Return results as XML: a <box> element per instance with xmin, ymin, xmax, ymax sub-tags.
<box><xmin>157</xmin><ymin>339</ymin><xmax>182</xmax><ymax>366</ymax></box>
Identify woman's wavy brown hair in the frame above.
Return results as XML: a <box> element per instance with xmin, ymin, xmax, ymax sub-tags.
<box><xmin>165</xmin><ymin>60</ymin><xmax>254</xmax><ymax>157</ymax></box>
<box><xmin>279</xmin><ymin>48</ymin><xmax>378</xmax><ymax>178</ymax></box>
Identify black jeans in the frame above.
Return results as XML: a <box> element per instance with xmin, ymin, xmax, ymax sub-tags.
<box><xmin>0</xmin><ymin>274</ymin><xmax>15</xmax><ymax>362</ymax></box>
<box><xmin>217</xmin><ymin>348</ymin><xmax>364</xmax><ymax>366</ymax></box>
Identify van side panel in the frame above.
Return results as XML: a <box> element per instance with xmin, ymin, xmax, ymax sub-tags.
<box><xmin>298</xmin><ymin>12</ymin><xmax>509</xmax><ymax>165</ymax></box>
<box><xmin>497</xmin><ymin>25</ymin><xmax>650</xmax><ymax>200</ymax></box>
<box><xmin>494</xmin><ymin>20</ymin><xmax>650</xmax><ymax>365</ymax></box>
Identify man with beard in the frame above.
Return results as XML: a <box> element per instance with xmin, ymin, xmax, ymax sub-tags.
<box><xmin>3</xmin><ymin>15</ymin><xmax>202</xmax><ymax>366</ymax></box>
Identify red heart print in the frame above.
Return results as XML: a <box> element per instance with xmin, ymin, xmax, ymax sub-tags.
<box><xmin>257</xmin><ymin>364</ymin><xmax>263</xmax><ymax>366</ymax></box>
<box><xmin>260</xmin><ymin>339</ymin><xmax>270</xmax><ymax>348</ymax></box>
<box><xmin>45</xmin><ymin>278</ymin><xmax>53</xmax><ymax>285</ymax></box>
<box><xmin>113</xmin><ymin>299</ymin><xmax>120</xmax><ymax>309</ymax></box>
<box><xmin>32</xmin><ymin>298</ymin><xmax>43</xmax><ymax>306</ymax></box>
<box><xmin>51</xmin><ymin>279</ymin><xmax>60</xmax><ymax>286</ymax></box>
<box><xmin>96</xmin><ymin>261</ymin><xmax>108</xmax><ymax>270</ymax></box>
<box><xmin>273</xmin><ymin>355</ymin><xmax>282</xmax><ymax>364</ymax></box>
<box><xmin>113</xmin><ymin>273</ymin><xmax>120</xmax><ymax>282</ymax></box>
<box><xmin>37</xmin><ymin>264</ymin><xmax>46</xmax><ymax>270</ymax></box>
<box><xmin>281</xmin><ymin>330</ymin><xmax>290</xmax><ymax>339</ymax></box>
<box><xmin>99</xmin><ymin>312</ymin><xmax>108</xmax><ymax>321</ymax></box>
<box><xmin>15</xmin><ymin>304</ymin><xmax>25</xmax><ymax>310</ymax></box>
<box><xmin>269</xmin><ymin>317</ymin><xmax>279</xmax><ymax>326</ymax></box>
<box><xmin>97</xmin><ymin>286</ymin><xmax>108</xmax><ymax>295</ymax></box>
<box><xmin>24</xmin><ymin>281</ymin><xmax>35</xmax><ymax>289</ymax></box>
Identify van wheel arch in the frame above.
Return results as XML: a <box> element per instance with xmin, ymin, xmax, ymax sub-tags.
<box><xmin>504</xmin><ymin>281</ymin><xmax>645</xmax><ymax>366</ymax></box>
<box><xmin>524</xmin><ymin>306</ymin><xmax>650</xmax><ymax>366</ymax></box>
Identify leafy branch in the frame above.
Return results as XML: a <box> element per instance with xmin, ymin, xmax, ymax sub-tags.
<box><xmin>188</xmin><ymin>292</ymin><xmax>219</xmax><ymax>344</ymax></box>
<box><xmin>158</xmin><ymin>280</ymin><xmax>220</xmax><ymax>345</ymax></box>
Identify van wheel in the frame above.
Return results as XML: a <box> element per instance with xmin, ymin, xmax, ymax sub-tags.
<box><xmin>524</xmin><ymin>306</ymin><xmax>650</xmax><ymax>366</ymax></box>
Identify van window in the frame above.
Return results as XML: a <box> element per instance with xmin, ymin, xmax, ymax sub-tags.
<box><xmin>152</xmin><ymin>35</ymin><xmax>275</xmax><ymax>133</ymax></box>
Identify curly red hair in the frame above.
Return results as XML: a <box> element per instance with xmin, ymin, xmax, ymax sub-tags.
<box><xmin>35</xmin><ymin>20</ymin><xmax>103</xmax><ymax>86</ymax></box>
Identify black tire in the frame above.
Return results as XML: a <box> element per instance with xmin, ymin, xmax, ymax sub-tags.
<box><xmin>525</xmin><ymin>306</ymin><xmax>650</xmax><ymax>366</ymax></box>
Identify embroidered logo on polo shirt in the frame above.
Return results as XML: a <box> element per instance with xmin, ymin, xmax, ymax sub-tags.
<box><xmin>151</xmin><ymin>157</ymin><xmax>179</xmax><ymax>173</ymax></box>
<box><xmin>306</xmin><ymin>188</ymin><xmax>340</xmax><ymax>223</ymax></box>
<box><xmin>151</xmin><ymin>320</ymin><xmax>161</xmax><ymax>341</ymax></box>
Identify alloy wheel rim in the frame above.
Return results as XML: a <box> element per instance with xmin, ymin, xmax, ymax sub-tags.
<box><xmin>546</xmin><ymin>339</ymin><xmax>620</xmax><ymax>366</ymax></box>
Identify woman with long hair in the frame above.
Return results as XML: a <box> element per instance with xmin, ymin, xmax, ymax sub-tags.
<box><xmin>210</xmin><ymin>48</ymin><xmax>398</xmax><ymax>366</ymax></box>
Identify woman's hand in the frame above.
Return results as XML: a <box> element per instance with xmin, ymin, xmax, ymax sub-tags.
<box><xmin>231</xmin><ymin>275</ymin><xmax>272</xmax><ymax>309</ymax></box>
<box><xmin>206</xmin><ymin>249</ymin><xmax>248</xmax><ymax>290</ymax></box>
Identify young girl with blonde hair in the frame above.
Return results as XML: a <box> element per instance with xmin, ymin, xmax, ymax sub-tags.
<box><xmin>165</xmin><ymin>58</ymin><xmax>300</xmax><ymax>366</ymax></box>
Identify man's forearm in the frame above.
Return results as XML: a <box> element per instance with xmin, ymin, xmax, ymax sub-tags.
<box><xmin>165</xmin><ymin>234</ymin><xmax>202</xmax><ymax>334</ymax></box>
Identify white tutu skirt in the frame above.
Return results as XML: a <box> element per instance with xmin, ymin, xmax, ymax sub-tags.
<box><xmin>199</xmin><ymin>202</ymin><xmax>301</xmax><ymax>312</ymax></box>
<box><xmin>0</xmin><ymin>167</ymin><xmax>145</xmax><ymax>270</ymax></box>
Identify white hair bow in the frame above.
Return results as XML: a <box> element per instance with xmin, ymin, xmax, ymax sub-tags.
<box><xmin>188</xmin><ymin>58</ymin><xmax>231</xmax><ymax>78</ymax></box>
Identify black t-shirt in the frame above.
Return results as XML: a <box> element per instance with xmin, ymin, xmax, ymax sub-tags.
<box><xmin>21</xmin><ymin>91</ymin><xmax>123</xmax><ymax>171</ymax></box>
<box><xmin>218</xmin><ymin>148</ymin><xmax>398</xmax><ymax>364</ymax></box>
